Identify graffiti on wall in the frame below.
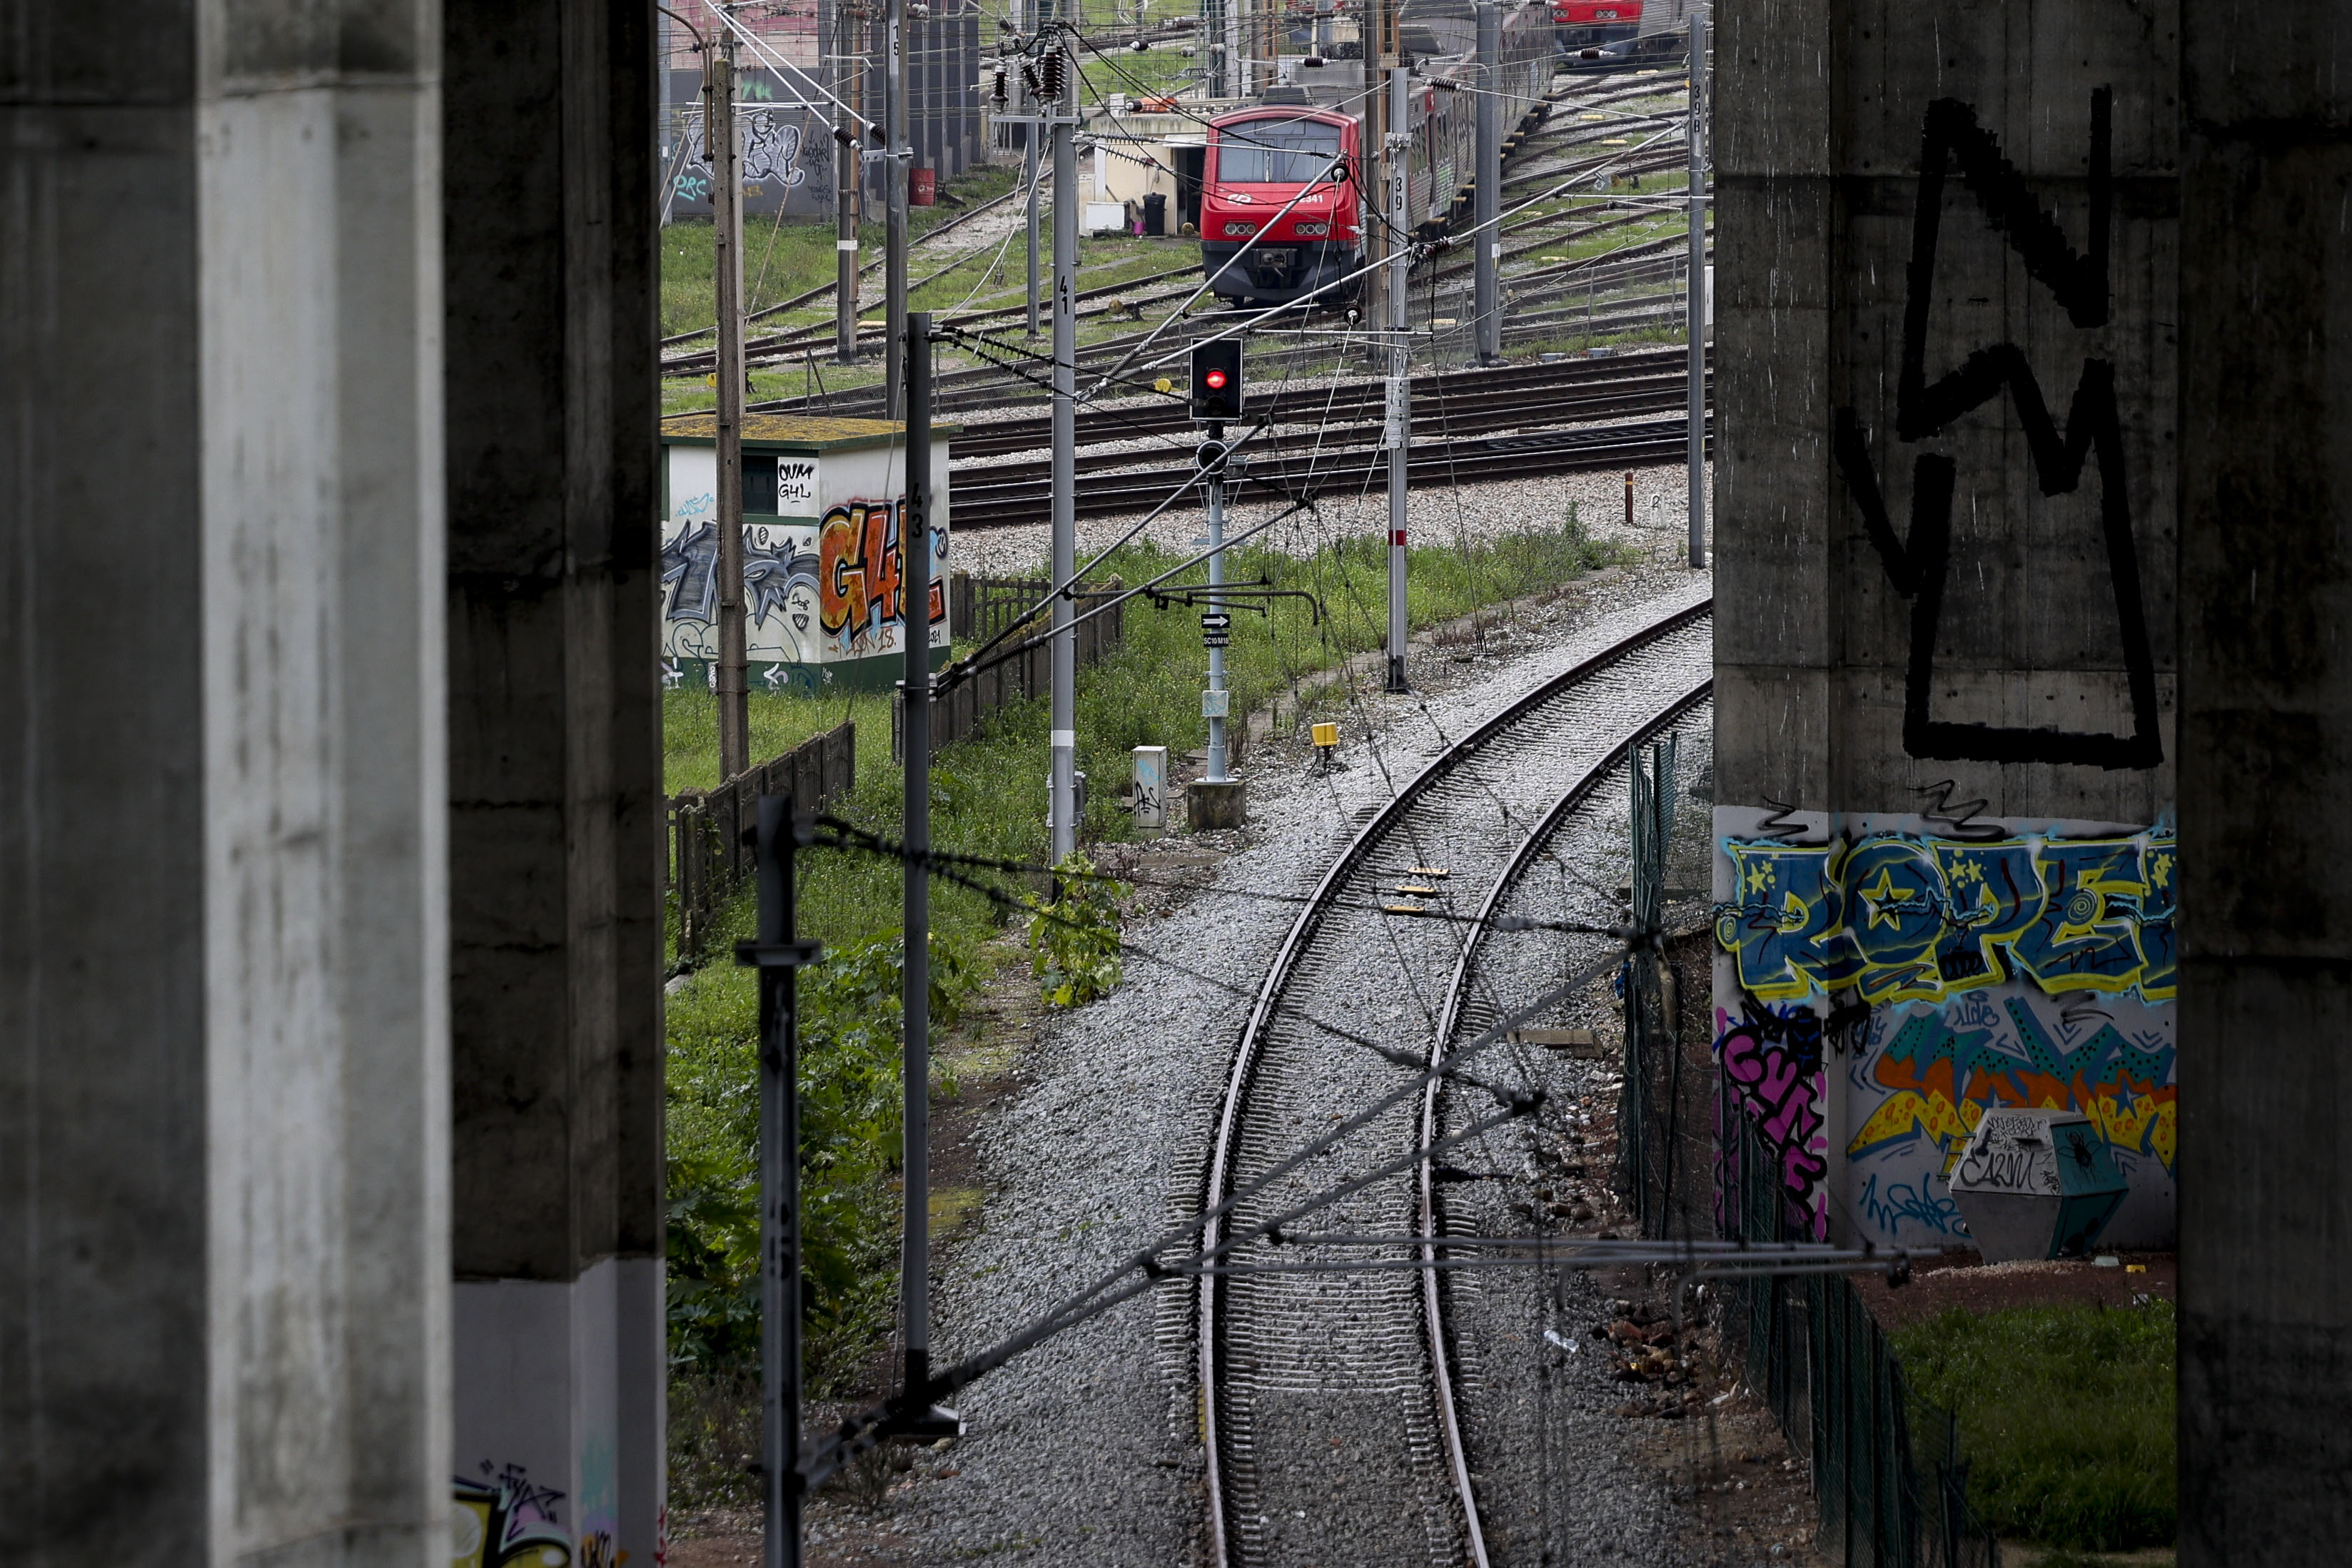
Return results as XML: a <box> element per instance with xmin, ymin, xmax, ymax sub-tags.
<box><xmin>659</xmin><ymin>500</ymin><xmax>947</xmax><ymax>666</ymax></box>
<box><xmin>1714</xmin><ymin>998</ymin><xmax>1832</xmax><ymax>1238</ymax></box>
<box><xmin>1713</xmin><ymin>814</ymin><xmax>2176</xmax><ymax>1249</ymax></box>
<box><xmin>1715</xmin><ymin>826</ymin><xmax>2176</xmax><ymax>1007</ymax></box>
<box><xmin>1831</xmin><ymin>88</ymin><xmax>2161</xmax><ymax>770</ymax></box>
<box><xmin>453</xmin><ymin>1463</ymin><xmax>572</xmax><ymax>1568</ymax></box>
<box><xmin>817</xmin><ymin>497</ymin><xmax>947</xmax><ymax>656</ymax></box>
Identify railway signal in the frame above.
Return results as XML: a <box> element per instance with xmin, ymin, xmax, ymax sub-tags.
<box><xmin>1190</xmin><ymin>338</ymin><xmax>1243</xmax><ymax>421</ymax></box>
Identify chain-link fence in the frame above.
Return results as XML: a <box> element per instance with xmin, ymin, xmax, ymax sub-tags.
<box><xmin>1718</xmin><ymin>1101</ymin><xmax>2003</xmax><ymax>1568</ymax></box>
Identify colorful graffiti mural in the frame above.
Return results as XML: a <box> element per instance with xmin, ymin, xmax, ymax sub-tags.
<box><xmin>1715</xmin><ymin>826</ymin><xmax>2176</xmax><ymax>1006</ymax></box>
<box><xmin>1712</xmin><ymin>812</ymin><xmax>2177</xmax><ymax>1250</ymax></box>
<box><xmin>453</xmin><ymin>1463</ymin><xmax>572</xmax><ymax>1568</ymax></box>
<box><xmin>659</xmin><ymin>500</ymin><xmax>947</xmax><ymax>669</ymax></box>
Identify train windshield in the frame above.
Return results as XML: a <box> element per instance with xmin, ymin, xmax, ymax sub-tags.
<box><xmin>1213</xmin><ymin>119</ymin><xmax>1343</xmax><ymax>184</ymax></box>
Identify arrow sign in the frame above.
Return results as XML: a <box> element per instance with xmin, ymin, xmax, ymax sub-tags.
<box><xmin>1199</xmin><ymin>612</ymin><xmax>1233</xmax><ymax>631</ymax></box>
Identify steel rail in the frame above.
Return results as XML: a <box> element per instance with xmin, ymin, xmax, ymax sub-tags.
<box><xmin>951</xmin><ymin>414</ymin><xmax>1710</xmax><ymax>528</ymax></box>
<box><xmin>1197</xmin><ymin>596</ymin><xmax>1714</xmax><ymax>1568</ymax></box>
<box><xmin>1413</xmin><ymin>672</ymin><xmax>1712</xmax><ymax>1568</ymax></box>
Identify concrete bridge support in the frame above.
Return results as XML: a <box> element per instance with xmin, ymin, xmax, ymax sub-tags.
<box><xmin>3</xmin><ymin>3</ymin><xmax>664</xmax><ymax>1564</ymax></box>
<box><xmin>2</xmin><ymin>2</ymin><xmax>450</xmax><ymax>1562</ymax></box>
<box><xmin>2176</xmin><ymin>5</ymin><xmax>2352</xmax><ymax>1556</ymax></box>
<box><xmin>1716</xmin><ymin>0</ymin><xmax>2351</xmax><ymax>1556</ymax></box>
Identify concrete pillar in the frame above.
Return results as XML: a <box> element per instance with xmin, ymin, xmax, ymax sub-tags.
<box><xmin>2176</xmin><ymin>7</ymin><xmax>2352</xmax><ymax>1558</ymax></box>
<box><xmin>1713</xmin><ymin>3</ymin><xmax>2180</xmax><ymax>1249</ymax></box>
<box><xmin>443</xmin><ymin>2</ymin><xmax>667</xmax><ymax>1563</ymax></box>
<box><xmin>1</xmin><ymin>1</ymin><xmax>448</xmax><ymax>1562</ymax></box>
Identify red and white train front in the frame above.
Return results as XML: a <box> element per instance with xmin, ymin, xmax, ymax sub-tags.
<box><xmin>1198</xmin><ymin>111</ymin><xmax>1365</xmax><ymax>308</ymax></box>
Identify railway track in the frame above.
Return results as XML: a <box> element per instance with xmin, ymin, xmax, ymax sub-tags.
<box><xmin>949</xmin><ymin>346</ymin><xmax>1699</xmax><ymax>457</ymax></box>
<box><xmin>950</xmin><ymin>410</ymin><xmax>1708</xmax><ymax>528</ymax></box>
<box><xmin>1194</xmin><ymin>599</ymin><xmax>1715</xmax><ymax>1567</ymax></box>
<box><xmin>660</xmin><ymin>69</ymin><xmax>1695</xmax><ymax>405</ymax></box>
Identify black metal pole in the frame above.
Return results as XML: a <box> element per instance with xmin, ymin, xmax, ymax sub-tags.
<box><xmin>745</xmin><ymin>794</ymin><xmax>819</xmax><ymax>1568</ymax></box>
<box><xmin>902</xmin><ymin>310</ymin><xmax>934</xmax><ymax>1410</ymax></box>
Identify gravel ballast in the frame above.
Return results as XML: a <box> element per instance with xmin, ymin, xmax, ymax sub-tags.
<box><xmin>824</xmin><ymin>545</ymin><xmax>1734</xmax><ymax>1566</ymax></box>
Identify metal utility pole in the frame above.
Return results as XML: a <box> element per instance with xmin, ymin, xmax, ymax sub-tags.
<box><xmin>1049</xmin><ymin>44</ymin><xmax>1079</xmax><ymax>860</ymax></box>
<box><xmin>884</xmin><ymin>0</ymin><xmax>910</xmax><ymax>415</ymax></box>
<box><xmin>711</xmin><ymin>32</ymin><xmax>752</xmax><ymax>779</ymax></box>
<box><xmin>899</xmin><ymin>312</ymin><xmax>940</xmax><ymax>1435</ymax></box>
<box><xmin>1364</xmin><ymin>0</ymin><xmax>1395</xmax><ymax>323</ymax></box>
<box><xmin>746</xmin><ymin>793</ymin><xmax>816</xmax><ymax>1568</ymax></box>
<box><xmin>1685</xmin><ymin>6</ymin><xmax>1707</xmax><ymax>569</ymax></box>
<box><xmin>1204</xmin><ymin>431</ymin><xmax>1231</xmax><ymax>782</ymax></box>
<box><xmin>1383</xmin><ymin>62</ymin><xmax>1411</xmax><ymax>694</ymax></box>
<box><xmin>1473</xmin><ymin>1</ymin><xmax>1501</xmax><ymax>365</ymax></box>
<box><xmin>834</xmin><ymin>1</ymin><xmax>860</xmax><ymax>363</ymax></box>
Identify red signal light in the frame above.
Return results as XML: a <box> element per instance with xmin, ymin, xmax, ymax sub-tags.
<box><xmin>1205</xmin><ymin>369</ymin><xmax>1228</xmax><ymax>390</ymax></box>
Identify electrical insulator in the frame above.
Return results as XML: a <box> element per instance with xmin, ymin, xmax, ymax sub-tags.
<box><xmin>1037</xmin><ymin>49</ymin><xmax>1065</xmax><ymax>102</ymax></box>
<box><xmin>992</xmin><ymin>67</ymin><xmax>1008</xmax><ymax>106</ymax></box>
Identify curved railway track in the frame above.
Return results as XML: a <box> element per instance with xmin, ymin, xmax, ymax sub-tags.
<box><xmin>1196</xmin><ymin>598</ymin><xmax>1714</xmax><ymax>1567</ymax></box>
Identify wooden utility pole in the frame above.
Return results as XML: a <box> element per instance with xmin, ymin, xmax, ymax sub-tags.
<box><xmin>711</xmin><ymin>32</ymin><xmax>751</xmax><ymax>780</ymax></box>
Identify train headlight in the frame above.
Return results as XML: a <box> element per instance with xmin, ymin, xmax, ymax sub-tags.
<box><xmin>1294</xmin><ymin>221</ymin><xmax>1330</xmax><ymax>237</ymax></box>
<box><xmin>1223</xmin><ymin>221</ymin><xmax>1257</xmax><ymax>238</ymax></box>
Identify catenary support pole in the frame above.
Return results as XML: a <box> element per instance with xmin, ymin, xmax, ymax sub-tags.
<box><xmin>1685</xmin><ymin>6</ymin><xmax>1707</xmax><ymax>569</ymax></box>
<box><xmin>1473</xmin><ymin>0</ymin><xmax>1501</xmax><ymax>365</ymax></box>
<box><xmin>835</xmin><ymin>2</ymin><xmax>860</xmax><ymax>364</ymax></box>
<box><xmin>900</xmin><ymin>313</ymin><xmax>935</xmax><ymax>1422</ymax></box>
<box><xmin>748</xmin><ymin>792</ymin><xmax>814</xmax><ymax>1568</ymax></box>
<box><xmin>712</xmin><ymin>32</ymin><xmax>752</xmax><ymax>779</ymax></box>
<box><xmin>1385</xmin><ymin>61</ymin><xmax>1411</xmax><ymax>694</ymax></box>
<box><xmin>1205</xmin><ymin>426</ymin><xmax>1230</xmax><ymax>782</ymax></box>
<box><xmin>885</xmin><ymin>0</ymin><xmax>910</xmax><ymax>416</ymax></box>
<box><xmin>1049</xmin><ymin>42</ymin><xmax>1080</xmax><ymax>860</ymax></box>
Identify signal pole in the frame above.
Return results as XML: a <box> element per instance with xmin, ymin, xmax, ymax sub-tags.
<box><xmin>1685</xmin><ymin>6</ymin><xmax>1707</xmax><ymax>568</ymax></box>
<box><xmin>884</xmin><ymin>0</ymin><xmax>910</xmax><ymax>415</ymax></box>
<box><xmin>1204</xmin><ymin>433</ymin><xmax>1230</xmax><ymax>781</ymax></box>
<box><xmin>712</xmin><ymin>31</ymin><xmax>752</xmax><ymax>779</ymax></box>
<box><xmin>1383</xmin><ymin>61</ymin><xmax>1410</xmax><ymax>694</ymax></box>
<box><xmin>1473</xmin><ymin>0</ymin><xmax>1501</xmax><ymax>365</ymax></box>
<box><xmin>1049</xmin><ymin>41</ymin><xmax>1080</xmax><ymax>860</ymax></box>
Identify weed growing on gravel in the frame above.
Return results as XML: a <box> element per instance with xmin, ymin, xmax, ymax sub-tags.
<box><xmin>1024</xmin><ymin>853</ymin><xmax>1129</xmax><ymax>1006</ymax></box>
<box><xmin>1894</xmin><ymin>1300</ymin><xmax>2176</xmax><ymax>1552</ymax></box>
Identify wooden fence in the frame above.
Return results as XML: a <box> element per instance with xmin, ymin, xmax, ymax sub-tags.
<box><xmin>668</xmin><ymin>721</ymin><xmax>857</xmax><ymax>968</ymax></box>
<box><xmin>896</xmin><ymin>575</ymin><xmax>1126</xmax><ymax>759</ymax></box>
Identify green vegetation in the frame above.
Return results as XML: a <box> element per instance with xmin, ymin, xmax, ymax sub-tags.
<box><xmin>1894</xmin><ymin>1300</ymin><xmax>2177</xmax><ymax>1553</ymax></box>
<box><xmin>1024</xmin><ymin>853</ymin><xmax>1129</xmax><ymax>1007</ymax></box>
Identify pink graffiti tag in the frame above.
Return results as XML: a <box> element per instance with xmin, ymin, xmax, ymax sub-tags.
<box><xmin>1715</xmin><ymin>1002</ymin><xmax>1831</xmax><ymax>1231</ymax></box>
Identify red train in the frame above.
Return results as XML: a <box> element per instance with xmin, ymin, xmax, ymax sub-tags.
<box><xmin>1552</xmin><ymin>0</ymin><xmax>1641</xmax><ymax>49</ymax></box>
<box><xmin>1198</xmin><ymin>0</ymin><xmax>1554</xmax><ymax>308</ymax></box>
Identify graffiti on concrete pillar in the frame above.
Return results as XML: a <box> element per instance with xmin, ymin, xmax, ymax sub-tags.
<box><xmin>1713</xmin><ymin>997</ymin><xmax>1833</xmax><ymax>1238</ymax></box>
<box><xmin>453</xmin><ymin>1463</ymin><xmax>572</xmax><ymax>1568</ymax></box>
<box><xmin>1712</xmin><ymin>807</ymin><xmax>2177</xmax><ymax>1250</ymax></box>
<box><xmin>1832</xmin><ymin>88</ymin><xmax>2161</xmax><ymax>771</ymax></box>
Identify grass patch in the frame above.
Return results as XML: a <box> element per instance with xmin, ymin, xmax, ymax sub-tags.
<box><xmin>661</xmin><ymin>513</ymin><xmax>1632</xmax><ymax>1504</ymax></box>
<box><xmin>1894</xmin><ymin>1300</ymin><xmax>2176</xmax><ymax>1553</ymax></box>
